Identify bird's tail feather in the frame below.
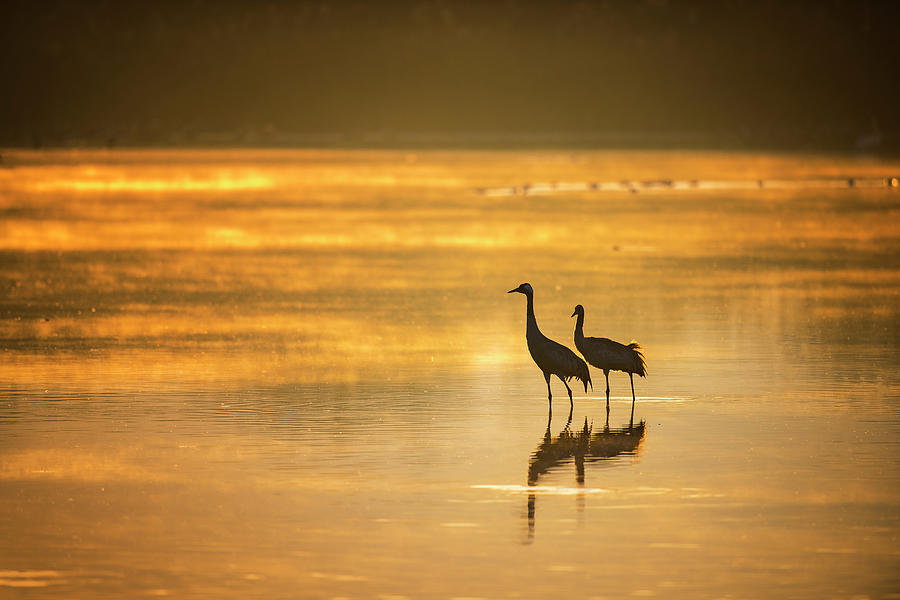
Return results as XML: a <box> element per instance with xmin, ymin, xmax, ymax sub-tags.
<box><xmin>577</xmin><ymin>359</ymin><xmax>592</xmax><ymax>392</ymax></box>
<box><xmin>562</xmin><ymin>362</ymin><xmax>592</xmax><ymax>393</ymax></box>
<box><xmin>628</xmin><ymin>342</ymin><xmax>647</xmax><ymax>377</ymax></box>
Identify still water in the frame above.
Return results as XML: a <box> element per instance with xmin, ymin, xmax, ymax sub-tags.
<box><xmin>1</xmin><ymin>149</ymin><xmax>899</xmax><ymax>598</ymax></box>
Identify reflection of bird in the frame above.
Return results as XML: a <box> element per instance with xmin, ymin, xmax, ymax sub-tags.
<box><xmin>526</xmin><ymin>415</ymin><xmax>646</xmax><ymax>539</ymax></box>
<box><xmin>509</xmin><ymin>283</ymin><xmax>591</xmax><ymax>413</ymax></box>
<box><xmin>528</xmin><ymin>408</ymin><xmax>583</xmax><ymax>485</ymax></box>
<box><xmin>528</xmin><ymin>416</ymin><xmax>646</xmax><ymax>485</ymax></box>
<box><xmin>571</xmin><ymin>304</ymin><xmax>646</xmax><ymax>423</ymax></box>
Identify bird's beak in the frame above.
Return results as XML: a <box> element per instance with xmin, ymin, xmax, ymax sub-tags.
<box><xmin>570</xmin><ymin>310</ymin><xmax>577</xmax><ymax>317</ymax></box>
<box><xmin>508</xmin><ymin>288</ymin><xmax>518</xmax><ymax>294</ymax></box>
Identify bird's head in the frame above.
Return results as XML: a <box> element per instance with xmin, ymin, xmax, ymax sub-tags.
<box><xmin>571</xmin><ymin>304</ymin><xmax>585</xmax><ymax>318</ymax></box>
<box><xmin>507</xmin><ymin>282</ymin><xmax>533</xmax><ymax>296</ymax></box>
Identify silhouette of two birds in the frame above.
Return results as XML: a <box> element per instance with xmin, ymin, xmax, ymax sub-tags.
<box><xmin>508</xmin><ymin>283</ymin><xmax>646</xmax><ymax>418</ymax></box>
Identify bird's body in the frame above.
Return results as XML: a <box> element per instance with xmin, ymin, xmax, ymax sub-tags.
<box><xmin>571</xmin><ymin>304</ymin><xmax>646</xmax><ymax>422</ymax></box>
<box><xmin>509</xmin><ymin>283</ymin><xmax>591</xmax><ymax>413</ymax></box>
<box><xmin>575</xmin><ymin>336</ymin><xmax>645</xmax><ymax>375</ymax></box>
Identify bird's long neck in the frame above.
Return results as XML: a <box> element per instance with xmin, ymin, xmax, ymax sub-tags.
<box><xmin>525</xmin><ymin>293</ymin><xmax>540</xmax><ymax>338</ymax></box>
<box><xmin>574</xmin><ymin>312</ymin><xmax>585</xmax><ymax>343</ymax></box>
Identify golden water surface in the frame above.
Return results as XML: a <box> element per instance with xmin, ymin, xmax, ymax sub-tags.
<box><xmin>1</xmin><ymin>149</ymin><xmax>899</xmax><ymax>598</ymax></box>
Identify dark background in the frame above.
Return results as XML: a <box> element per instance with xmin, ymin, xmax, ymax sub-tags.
<box><xmin>2</xmin><ymin>0</ymin><xmax>899</xmax><ymax>150</ymax></box>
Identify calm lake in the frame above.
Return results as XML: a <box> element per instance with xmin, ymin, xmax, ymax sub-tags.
<box><xmin>1</xmin><ymin>149</ymin><xmax>899</xmax><ymax>598</ymax></box>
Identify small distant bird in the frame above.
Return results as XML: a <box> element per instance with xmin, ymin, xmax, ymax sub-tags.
<box><xmin>508</xmin><ymin>283</ymin><xmax>592</xmax><ymax>413</ymax></box>
<box><xmin>571</xmin><ymin>304</ymin><xmax>646</xmax><ymax>422</ymax></box>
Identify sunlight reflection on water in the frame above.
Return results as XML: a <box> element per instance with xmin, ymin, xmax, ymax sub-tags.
<box><xmin>1</xmin><ymin>149</ymin><xmax>899</xmax><ymax>598</ymax></box>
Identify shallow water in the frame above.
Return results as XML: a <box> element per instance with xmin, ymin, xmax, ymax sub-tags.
<box><xmin>1</xmin><ymin>149</ymin><xmax>899</xmax><ymax>598</ymax></box>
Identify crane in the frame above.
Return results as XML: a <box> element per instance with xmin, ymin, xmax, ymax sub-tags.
<box><xmin>571</xmin><ymin>304</ymin><xmax>646</xmax><ymax>423</ymax></box>
<box><xmin>508</xmin><ymin>283</ymin><xmax>592</xmax><ymax>414</ymax></box>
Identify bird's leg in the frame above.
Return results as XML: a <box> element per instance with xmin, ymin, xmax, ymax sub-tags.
<box><xmin>544</xmin><ymin>372</ymin><xmax>552</xmax><ymax>416</ymax></box>
<box><xmin>629</xmin><ymin>373</ymin><xmax>636</xmax><ymax>426</ymax></box>
<box><xmin>604</xmin><ymin>370</ymin><xmax>611</xmax><ymax>416</ymax></box>
<box><xmin>559</xmin><ymin>375</ymin><xmax>574</xmax><ymax>410</ymax></box>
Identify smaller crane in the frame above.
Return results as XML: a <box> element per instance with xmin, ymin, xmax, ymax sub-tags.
<box><xmin>571</xmin><ymin>304</ymin><xmax>646</xmax><ymax>423</ymax></box>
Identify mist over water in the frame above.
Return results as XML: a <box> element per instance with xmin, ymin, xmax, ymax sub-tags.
<box><xmin>1</xmin><ymin>149</ymin><xmax>899</xmax><ymax>598</ymax></box>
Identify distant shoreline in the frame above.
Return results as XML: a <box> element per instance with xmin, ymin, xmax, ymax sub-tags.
<box><xmin>2</xmin><ymin>129</ymin><xmax>897</xmax><ymax>156</ymax></box>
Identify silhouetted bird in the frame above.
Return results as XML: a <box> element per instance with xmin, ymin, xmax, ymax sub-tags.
<box><xmin>508</xmin><ymin>283</ymin><xmax>591</xmax><ymax>413</ymax></box>
<box><xmin>571</xmin><ymin>304</ymin><xmax>646</xmax><ymax>422</ymax></box>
